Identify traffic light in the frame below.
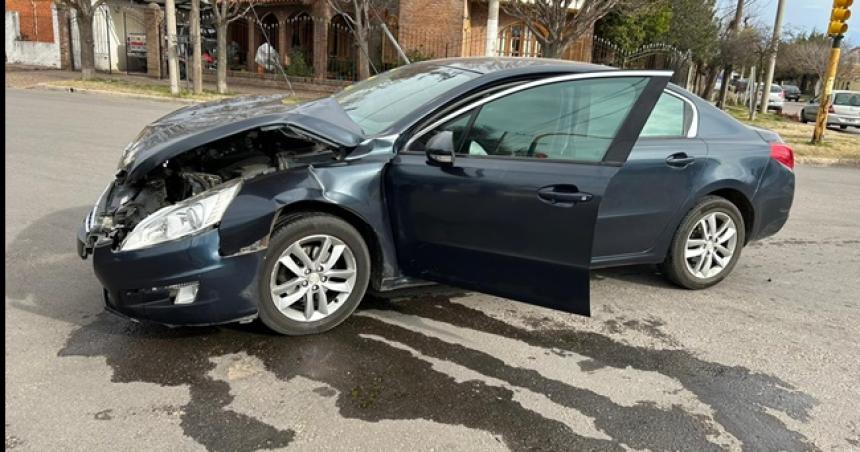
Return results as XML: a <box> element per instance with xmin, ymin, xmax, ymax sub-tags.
<box><xmin>829</xmin><ymin>0</ymin><xmax>853</xmax><ymax>36</ymax></box>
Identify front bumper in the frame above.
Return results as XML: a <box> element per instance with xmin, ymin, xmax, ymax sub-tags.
<box><xmin>78</xmin><ymin>227</ymin><xmax>263</xmax><ymax>326</ymax></box>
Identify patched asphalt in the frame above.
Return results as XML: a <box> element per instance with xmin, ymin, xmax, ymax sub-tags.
<box><xmin>6</xmin><ymin>88</ymin><xmax>860</xmax><ymax>451</ymax></box>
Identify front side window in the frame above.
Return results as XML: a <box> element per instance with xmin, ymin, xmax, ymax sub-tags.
<box><xmin>641</xmin><ymin>92</ymin><xmax>688</xmax><ymax>138</ymax></box>
<box><xmin>410</xmin><ymin>77</ymin><xmax>648</xmax><ymax>162</ymax></box>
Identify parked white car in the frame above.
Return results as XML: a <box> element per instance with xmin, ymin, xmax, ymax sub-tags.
<box><xmin>801</xmin><ymin>90</ymin><xmax>860</xmax><ymax>129</ymax></box>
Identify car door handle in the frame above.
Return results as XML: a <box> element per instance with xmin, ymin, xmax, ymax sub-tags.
<box><xmin>537</xmin><ymin>186</ymin><xmax>593</xmax><ymax>205</ymax></box>
<box><xmin>666</xmin><ymin>153</ymin><xmax>695</xmax><ymax>167</ymax></box>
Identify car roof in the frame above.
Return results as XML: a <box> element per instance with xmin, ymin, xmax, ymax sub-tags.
<box><xmin>422</xmin><ymin>57</ymin><xmax>614</xmax><ymax>75</ymax></box>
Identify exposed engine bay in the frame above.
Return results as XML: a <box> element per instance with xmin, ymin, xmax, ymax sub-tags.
<box><xmin>101</xmin><ymin>126</ymin><xmax>337</xmax><ymax>248</ymax></box>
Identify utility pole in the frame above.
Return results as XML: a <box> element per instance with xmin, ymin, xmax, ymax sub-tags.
<box><xmin>759</xmin><ymin>0</ymin><xmax>786</xmax><ymax>114</ymax></box>
<box><xmin>190</xmin><ymin>0</ymin><xmax>203</xmax><ymax>94</ymax></box>
<box><xmin>165</xmin><ymin>0</ymin><xmax>180</xmax><ymax>96</ymax></box>
<box><xmin>813</xmin><ymin>0</ymin><xmax>852</xmax><ymax>143</ymax></box>
<box><xmin>717</xmin><ymin>0</ymin><xmax>745</xmax><ymax>109</ymax></box>
<box><xmin>485</xmin><ymin>0</ymin><xmax>499</xmax><ymax>57</ymax></box>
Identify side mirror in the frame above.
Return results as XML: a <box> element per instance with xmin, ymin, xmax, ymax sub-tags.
<box><xmin>425</xmin><ymin>131</ymin><xmax>456</xmax><ymax>166</ymax></box>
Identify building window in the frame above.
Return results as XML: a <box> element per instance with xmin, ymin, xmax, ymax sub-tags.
<box><xmin>497</xmin><ymin>23</ymin><xmax>542</xmax><ymax>57</ymax></box>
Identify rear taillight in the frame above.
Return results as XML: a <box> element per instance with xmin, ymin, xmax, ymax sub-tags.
<box><xmin>828</xmin><ymin>105</ymin><xmax>836</xmax><ymax>113</ymax></box>
<box><xmin>779</xmin><ymin>91</ymin><xmax>784</xmax><ymax>99</ymax></box>
<box><xmin>770</xmin><ymin>143</ymin><xmax>794</xmax><ymax>170</ymax></box>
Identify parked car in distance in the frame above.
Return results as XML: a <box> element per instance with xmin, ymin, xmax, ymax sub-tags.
<box><xmin>801</xmin><ymin>90</ymin><xmax>860</xmax><ymax>129</ymax></box>
<box><xmin>745</xmin><ymin>83</ymin><xmax>784</xmax><ymax>112</ymax></box>
<box><xmin>782</xmin><ymin>84</ymin><xmax>802</xmax><ymax>102</ymax></box>
<box><xmin>77</xmin><ymin>58</ymin><xmax>796</xmax><ymax>335</ymax></box>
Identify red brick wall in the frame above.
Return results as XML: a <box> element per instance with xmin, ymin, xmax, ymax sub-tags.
<box><xmin>6</xmin><ymin>0</ymin><xmax>54</xmax><ymax>42</ymax></box>
<box><xmin>397</xmin><ymin>0</ymin><xmax>465</xmax><ymax>57</ymax></box>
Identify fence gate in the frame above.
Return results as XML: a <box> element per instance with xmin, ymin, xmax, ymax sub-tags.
<box><xmin>122</xmin><ymin>10</ymin><xmax>147</xmax><ymax>73</ymax></box>
<box><xmin>92</xmin><ymin>5</ymin><xmax>111</xmax><ymax>72</ymax></box>
<box><xmin>592</xmin><ymin>37</ymin><xmax>693</xmax><ymax>88</ymax></box>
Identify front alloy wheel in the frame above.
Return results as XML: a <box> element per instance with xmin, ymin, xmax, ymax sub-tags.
<box><xmin>269</xmin><ymin>234</ymin><xmax>357</xmax><ymax>322</ymax></box>
<box><xmin>259</xmin><ymin>214</ymin><xmax>370</xmax><ymax>335</ymax></box>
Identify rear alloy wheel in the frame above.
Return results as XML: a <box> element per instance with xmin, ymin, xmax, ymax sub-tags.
<box><xmin>259</xmin><ymin>214</ymin><xmax>370</xmax><ymax>335</ymax></box>
<box><xmin>660</xmin><ymin>196</ymin><xmax>745</xmax><ymax>289</ymax></box>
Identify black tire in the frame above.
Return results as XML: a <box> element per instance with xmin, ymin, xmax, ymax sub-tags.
<box><xmin>840</xmin><ymin>125</ymin><xmax>848</xmax><ymax>130</ymax></box>
<box><xmin>258</xmin><ymin>213</ymin><xmax>371</xmax><ymax>335</ymax></box>
<box><xmin>659</xmin><ymin>196</ymin><xmax>746</xmax><ymax>290</ymax></box>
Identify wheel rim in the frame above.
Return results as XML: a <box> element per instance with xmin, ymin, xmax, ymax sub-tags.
<box><xmin>269</xmin><ymin>234</ymin><xmax>357</xmax><ymax>322</ymax></box>
<box><xmin>684</xmin><ymin>212</ymin><xmax>738</xmax><ymax>279</ymax></box>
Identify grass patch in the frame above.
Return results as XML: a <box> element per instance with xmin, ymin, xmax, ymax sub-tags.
<box><xmin>725</xmin><ymin>105</ymin><xmax>859</xmax><ymax>160</ymax></box>
<box><xmin>48</xmin><ymin>78</ymin><xmax>236</xmax><ymax>101</ymax></box>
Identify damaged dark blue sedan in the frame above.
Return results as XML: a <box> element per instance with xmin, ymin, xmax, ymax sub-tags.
<box><xmin>77</xmin><ymin>58</ymin><xmax>795</xmax><ymax>335</ymax></box>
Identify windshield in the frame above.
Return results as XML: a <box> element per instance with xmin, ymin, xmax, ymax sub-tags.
<box><xmin>333</xmin><ymin>63</ymin><xmax>479</xmax><ymax>134</ymax></box>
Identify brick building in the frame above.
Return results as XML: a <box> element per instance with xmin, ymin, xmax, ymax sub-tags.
<box><xmin>5</xmin><ymin>0</ymin><xmax>74</xmax><ymax>68</ymax></box>
<box><xmin>6</xmin><ymin>0</ymin><xmax>55</xmax><ymax>42</ymax></box>
<box><xmin>188</xmin><ymin>0</ymin><xmax>593</xmax><ymax>81</ymax></box>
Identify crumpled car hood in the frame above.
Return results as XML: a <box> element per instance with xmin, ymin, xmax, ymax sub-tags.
<box><xmin>118</xmin><ymin>95</ymin><xmax>365</xmax><ymax>182</ymax></box>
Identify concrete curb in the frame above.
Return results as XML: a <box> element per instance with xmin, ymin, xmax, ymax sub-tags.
<box><xmin>796</xmin><ymin>156</ymin><xmax>860</xmax><ymax>168</ymax></box>
<box><xmin>34</xmin><ymin>83</ymin><xmax>204</xmax><ymax>103</ymax></box>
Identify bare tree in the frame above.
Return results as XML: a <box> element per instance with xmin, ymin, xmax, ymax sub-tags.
<box><xmin>788</xmin><ymin>39</ymin><xmax>855</xmax><ymax>86</ymax></box>
<box><xmin>503</xmin><ymin>0</ymin><xmax>638</xmax><ymax>58</ymax></box>
<box><xmin>54</xmin><ymin>0</ymin><xmax>107</xmax><ymax>80</ymax></box>
<box><xmin>211</xmin><ymin>0</ymin><xmax>256</xmax><ymax>94</ymax></box>
<box><xmin>327</xmin><ymin>0</ymin><xmax>375</xmax><ymax>80</ymax></box>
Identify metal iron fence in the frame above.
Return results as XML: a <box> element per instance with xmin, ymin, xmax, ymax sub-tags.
<box><xmin>591</xmin><ymin>36</ymin><xmax>693</xmax><ymax>87</ymax></box>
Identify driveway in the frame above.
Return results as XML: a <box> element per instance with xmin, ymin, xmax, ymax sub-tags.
<box><xmin>5</xmin><ymin>88</ymin><xmax>860</xmax><ymax>451</ymax></box>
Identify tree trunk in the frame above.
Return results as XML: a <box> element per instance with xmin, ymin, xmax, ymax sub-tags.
<box><xmin>78</xmin><ymin>12</ymin><xmax>96</xmax><ymax>80</ymax></box>
<box><xmin>356</xmin><ymin>34</ymin><xmax>371</xmax><ymax>80</ymax></box>
<box><xmin>542</xmin><ymin>41</ymin><xmax>563</xmax><ymax>59</ymax></box>
<box><xmin>191</xmin><ymin>0</ymin><xmax>203</xmax><ymax>94</ymax></box>
<box><xmin>716</xmin><ymin>65</ymin><xmax>732</xmax><ymax>109</ymax></box>
<box><xmin>217</xmin><ymin>21</ymin><xmax>228</xmax><ymax>94</ymax></box>
<box><xmin>701</xmin><ymin>65</ymin><xmax>720</xmax><ymax>100</ymax></box>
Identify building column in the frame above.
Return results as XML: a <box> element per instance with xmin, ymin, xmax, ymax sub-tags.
<box><xmin>246</xmin><ymin>16</ymin><xmax>255</xmax><ymax>72</ymax></box>
<box><xmin>144</xmin><ymin>2</ymin><xmax>164</xmax><ymax>78</ymax></box>
<box><xmin>312</xmin><ymin>1</ymin><xmax>330</xmax><ymax>80</ymax></box>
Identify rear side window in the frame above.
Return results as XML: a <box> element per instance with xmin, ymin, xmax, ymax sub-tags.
<box><xmin>833</xmin><ymin>93</ymin><xmax>860</xmax><ymax>106</ymax></box>
<box><xmin>641</xmin><ymin>93</ymin><xmax>688</xmax><ymax>137</ymax></box>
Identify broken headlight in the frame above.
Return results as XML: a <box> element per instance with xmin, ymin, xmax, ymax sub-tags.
<box><xmin>120</xmin><ymin>179</ymin><xmax>242</xmax><ymax>251</ymax></box>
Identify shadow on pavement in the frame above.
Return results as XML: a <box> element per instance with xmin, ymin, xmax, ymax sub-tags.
<box><xmin>6</xmin><ymin>207</ymin><xmax>820</xmax><ymax>451</ymax></box>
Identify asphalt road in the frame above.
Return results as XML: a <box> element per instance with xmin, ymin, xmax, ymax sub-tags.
<box><xmin>5</xmin><ymin>88</ymin><xmax>860</xmax><ymax>451</ymax></box>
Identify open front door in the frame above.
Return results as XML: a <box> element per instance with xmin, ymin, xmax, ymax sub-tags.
<box><xmin>386</xmin><ymin>72</ymin><xmax>671</xmax><ymax>316</ymax></box>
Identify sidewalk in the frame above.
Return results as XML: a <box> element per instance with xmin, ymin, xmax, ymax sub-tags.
<box><xmin>4</xmin><ymin>64</ymin><xmax>334</xmax><ymax>100</ymax></box>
